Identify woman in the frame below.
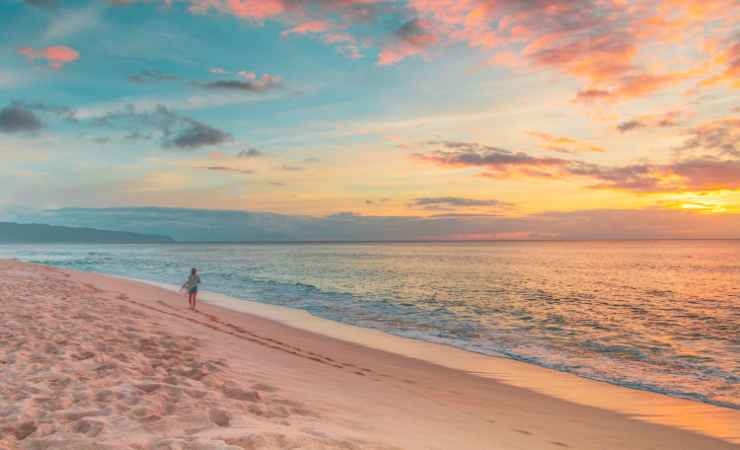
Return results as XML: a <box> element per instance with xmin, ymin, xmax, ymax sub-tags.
<box><xmin>182</xmin><ymin>268</ymin><xmax>201</xmax><ymax>310</ymax></box>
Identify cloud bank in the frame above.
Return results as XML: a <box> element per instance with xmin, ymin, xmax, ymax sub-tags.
<box><xmin>0</xmin><ymin>104</ymin><xmax>44</xmax><ymax>133</ymax></box>
<box><xmin>6</xmin><ymin>207</ymin><xmax>739</xmax><ymax>241</ymax></box>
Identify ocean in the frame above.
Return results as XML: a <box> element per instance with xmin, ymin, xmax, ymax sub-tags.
<box><xmin>1</xmin><ymin>240</ymin><xmax>738</xmax><ymax>409</ymax></box>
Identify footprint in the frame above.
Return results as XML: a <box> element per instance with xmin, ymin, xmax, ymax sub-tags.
<box><xmin>252</xmin><ymin>383</ymin><xmax>279</xmax><ymax>393</ymax></box>
<box><xmin>72</xmin><ymin>419</ymin><xmax>104</xmax><ymax>437</ymax></box>
<box><xmin>209</xmin><ymin>408</ymin><xmax>230</xmax><ymax>427</ymax></box>
<box><xmin>550</xmin><ymin>442</ymin><xmax>569</xmax><ymax>447</ymax></box>
<box><xmin>222</xmin><ymin>386</ymin><xmax>261</xmax><ymax>402</ymax></box>
<box><xmin>514</xmin><ymin>429</ymin><xmax>532</xmax><ymax>435</ymax></box>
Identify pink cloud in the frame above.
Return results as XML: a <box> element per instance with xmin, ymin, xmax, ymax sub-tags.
<box><xmin>282</xmin><ymin>20</ymin><xmax>364</xmax><ymax>59</ymax></box>
<box><xmin>281</xmin><ymin>21</ymin><xmax>332</xmax><ymax>36</ymax></box>
<box><xmin>18</xmin><ymin>45</ymin><xmax>79</xmax><ymax>70</ymax></box>
<box><xmin>404</xmin><ymin>0</ymin><xmax>734</xmax><ymax>99</ymax></box>
<box><xmin>378</xmin><ymin>18</ymin><xmax>438</xmax><ymax>65</ymax></box>
<box><xmin>701</xmin><ymin>36</ymin><xmax>740</xmax><ymax>89</ymax></box>
<box><xmin>576</xmin><ymin>70</ymin><xmax>698</xmax><ymax>102</ymax></box>
<box><xmin>188</xmin><ymin>0</ymin><xmax>285</xmax><ymax>20</ymax></box>
<box><xmin>489</xmin><ymin>51</ymin><xmax>525</xmax><ymax>69</ymax></box>
<box><xmin>188</xmin><ymin>0</ymin><xmax>384</xmax><ymax>22</ymax></box>
<box><xmin>166</xmin><ymin>0</ymin><xmax>737</xmax><ymax>98</ymax></box>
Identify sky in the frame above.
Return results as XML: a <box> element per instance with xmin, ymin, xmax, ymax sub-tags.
<box><xmin>0</xmin><ymin>0</ymin><xmax>738</xmax><ymax>240</ymax></box>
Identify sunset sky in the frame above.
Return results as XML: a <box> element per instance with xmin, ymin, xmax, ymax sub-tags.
<box><xmin>1</xmin><ymin>0</ymin><xmax>738</xmax><ymax>240</ymax></box>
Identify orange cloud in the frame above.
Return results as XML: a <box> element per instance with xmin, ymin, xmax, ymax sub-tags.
<box><xmin>701</xmin><ymin>36</ymin><xmax>740</xmax><ymax>89</ymax></box>
<box><xmin>576</xmin><ymin>70</ymin><xmax>699</xmax><ymax>102</ymax></box>
<box><xmin>18</xmin><ymin>45</ymin><xmax>79</xmax><ymax>70</ymax></box>
<box><xmin>528</xmin><ymin>131</ymin><xmax>606</xmax><ymax>153</ymax></box>
<box><xmin>616</xmin><ymin>109</ymin><xmax>687</xmax><ymax>132</ymax></box>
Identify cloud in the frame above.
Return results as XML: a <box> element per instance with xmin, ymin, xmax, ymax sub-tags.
<box><xmin>163</xmin><ymin>119</ymin><xmax>231</xmax><ymax>150</ymax></box>
<box><xmin>183</xmin><ymin>1</ymin><xmax>383</xmax><ymax>59</ymax></box>
<box><xmin>282</xmin><ymin>21</ymin><xmax>363</xmax><ymax>59</ymax></box>
<box><xmin>42</xmin><ymin>4</ymin><xmax>101</xmax><ymax>41</ymax></box>
<box><xmin>576</xmin><ymin>71</ymin><xmax>697</xmax><ymax>102</ymax></box>
<box><xmin>281</xmin><ymin>20</ymin><xmax>332</xmax><ymax>35</ymax></box>
<box><xmin>187</xmin><ymin>0</ymin><xmax>385</xmax><ymax>22</ymax></box>
<box><xmin>676</xmin><ymin>117</ymin><xmax>739</xmax><ymax>158</ymax></box>
<box><xmin>565</xmin><ymin>158</ymin><xmax>738</xmax><ymax>193</ymax></box>
<box><xmin>24</xmin><ymin>0</ymin><xmax>56</xmax><ymax>10</ymax></box>
<box><xmin>195</xmin><ymin>166</ymin><xmax>254</xmax><ymax>174</ymax></box>
<box><xmin>365</xmin><ymin>197</ymin><xmax>390</xmax><ymax>205</ymax></box>
<box><xmin>701</xmin><ymin>34</ymin><xmax>739</xmax><ymax>88</ymax></box>
<box><xmin>669</xmin><ymin>158</ymin><xmax>740</xmax><ymax>190</ymax></box>
<box><xmin>528</xmin><ymin>131</ymin><xmax>606</xmax><ymax>153</ymax></box>
<box><xmin>617</xmin><ymin>110</ymin><xmax>686</xmax><ymax>133</ymax></box>
<box><xmin>18</xmin><ymin>45</ymin><xmax>79</xmax><ymax>69</ymax></box>
<box><xmin>406</xmin><ymin>0</ymin><xmax>728</xmax><ymax>99</ymax></box>
<box><xmin>10</xmin><ymin>206</ymin><xmax>740</xmax><ymax>241</ymax></box>
<box><xmin>413</xmin><ymin>139</ymin><xmax>740</xmax><ymax>193</ymax></box>
<box><xmin>129</xmin><ymin>69</ymin><xmax>178</xmax><ymax>83</ymax></box>
<box><xmin>5</xmin><ymin>101</ymin><xmax>229</xmax><ymax>150</ymax></box>
<box><xmin>616</xmin><ymin>121</ymin><xmax>642</xmax><ymax>132</ymax></box>
<box><xmin>409</xmin><ymin>196</ymin><xmax>512</xmax><ymax>211</ymax></box>
<box><xmin>565</xmin><ymin>157</ymin><xmax>740</xmax><ymax>192</ymax></box>
<box><xmin>187</xmin><ymin>0</ymin><xmax>287</xmax><ymax>20</ymax></box>
<box><xmin>378</xmin><ymin>18</ymin><xmax>439</xmax><ymax>65</ymax></box>
<box><xmin>203</xmin><ymin>73</ymin><xmax>283</xmax><ymax>93</ymax></box>
<box><xmin>280</xmin><ymin>164</ymin><xmax>304</xmax><ymax>171</ymax></box>
<box><xmin>237</xmin><ymin>148</ymin><xmax>263</xmax><ymax>158</ymax></box>
<box><xmin>0</xmin><ymin>104</ymin><xmax>44</xmax><ymax>133</ymax></box>
<box><xmin>413</xmin><ymin>141</ymin><xmax>571</xmax><ymax>178</ymax></box>
<box><xmin>575</xmin><ymin>89</ymin><xmax>611</xmax><ymax>101</ymax></box>
<box><xmin>89</xmin><ymin>104</ymin><xmax>231</xmax><ymax>150</ymax></box>
<box><xmin>15</xmin><ymin>101</ymin><xmax>78</xmax><ymax>122</ymax></box>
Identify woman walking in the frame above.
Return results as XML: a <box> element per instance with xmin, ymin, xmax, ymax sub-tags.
<box><xmin>182</xmin><ymin>268</ymin><xmax>201</xmax><ymax>310</ymax></box>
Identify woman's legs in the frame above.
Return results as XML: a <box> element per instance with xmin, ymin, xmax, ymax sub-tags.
<box><xmin>192</xmin><ymin>291</ymin><xmax>198</xmax><ymax>310</ymax></box>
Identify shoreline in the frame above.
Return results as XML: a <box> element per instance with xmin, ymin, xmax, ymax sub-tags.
<box><xmin>121</xmin><ymin>274</ymin><xmax>740</xmax><ymax>444</ymax></box>
<box><xmin>1</xmin><ymin>259</ymin><xmax>738</xmax><ymax>449</ymax></box>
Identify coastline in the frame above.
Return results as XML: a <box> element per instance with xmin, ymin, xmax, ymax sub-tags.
<box><xmin>123</xmin><ymin>275</ymin><xmax>740</xmax><ymax>445</ymax></box>
<box><xmin>1</xmin><ymin>259</ymin><xmax>738</xmax><ymax>449</ymax></box>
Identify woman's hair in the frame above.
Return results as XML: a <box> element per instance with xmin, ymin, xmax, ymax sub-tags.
<box><xmin>191</xmin><ymin>268</ymin><xmax>197</xmax><ymax>275</ymax></box>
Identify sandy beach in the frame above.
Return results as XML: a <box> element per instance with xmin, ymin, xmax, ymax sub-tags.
<box><xmin>0</xmin><ymin>259</ymin><xmax>738</xmax><ymax>450</ymax></box>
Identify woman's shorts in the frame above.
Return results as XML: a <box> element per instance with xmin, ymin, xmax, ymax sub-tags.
<box><xmin>189</xmin><ymin>286</ymin><xmax>198</xmax><ymax>294</ymax></box>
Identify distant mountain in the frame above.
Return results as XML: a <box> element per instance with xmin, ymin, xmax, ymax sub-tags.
<box><xmin>0</xmin><ymin>222</ymin><xmax>174</xmax><ymax>243</ymax></box>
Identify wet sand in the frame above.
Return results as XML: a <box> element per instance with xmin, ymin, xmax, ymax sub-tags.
<box><xmin>0</xmin><ymin>260</ymin><xmax>738</xmax><ymax>449</ymax></box>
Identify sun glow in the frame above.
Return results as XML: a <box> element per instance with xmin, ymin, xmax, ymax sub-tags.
<box><xmin>661</xmin><ymin>191</ymin><xmax>739</xmax><ymax>213</ymax></box>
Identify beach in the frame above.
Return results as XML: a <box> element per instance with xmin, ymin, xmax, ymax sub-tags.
<box><xmin>0</xmin><ymin>259</ymin><xmax>738</xmax><ymax>450</ymax></box>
